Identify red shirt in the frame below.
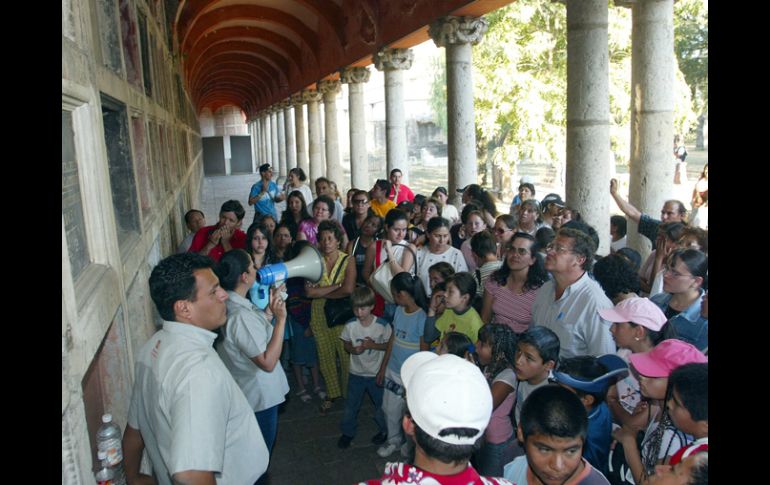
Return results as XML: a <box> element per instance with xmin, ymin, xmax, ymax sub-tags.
<box><xmin>388</xmin><ymin>184</ymin><xmax>415</xmax><ymax>204</ymax></box>
<box><xmin>669</xmin><ymin>438</ymin><xmax>708</xmax><ymax>466</ymax></box>
<box><xmin>188</xmin><ymin>224</ymin><xmax>246</xmax><ymax>262</ymax></box>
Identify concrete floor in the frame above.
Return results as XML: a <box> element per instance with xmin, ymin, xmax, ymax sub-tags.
<box><xmin>262</xmin><ymin>372</ymin><xmax>393</xmax><ymax>484</ymax></box>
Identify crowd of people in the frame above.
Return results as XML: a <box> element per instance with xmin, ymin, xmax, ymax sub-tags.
<box><xmin>124</xmin><ymin>164</ymin><xmax>708</xmax><ymax>485</ymax></box>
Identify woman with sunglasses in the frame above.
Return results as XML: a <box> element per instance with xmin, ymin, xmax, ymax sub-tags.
<box><xmin>481</xmin><ymin>232</ymin><xmax>548</xmax><ymax>334</ymax></box>
<box><xmin>492</xmin><ymin>214</ymin><xmax>516</xmax><ymax>259</ymax></box>
<box><xmin>650</xmin><ymin>248</ymin><xmax>708</xmax><ymax>352</ymax></box>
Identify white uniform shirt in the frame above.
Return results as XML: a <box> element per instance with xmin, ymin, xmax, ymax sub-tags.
<box><xmin>128</xmin><ymin>321</ymin><xmax>267</xmax><ymax>485</ymax></box>
<box><xmin>340</xmin><ymin>317</ymin><xmax>393</xmax><ymax>377</ymax></box>
<box><xmin>531</xmin><ymin>272</ymin><xmax>615</xmax><ymax>359</ymax></box>
<box><xmin>216</xmin><ymin>291</ymin><xmax>290</xmax><ymax>412</ymax></box>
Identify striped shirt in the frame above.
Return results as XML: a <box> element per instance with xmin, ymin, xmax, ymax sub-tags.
<box><xmin>484</xmin><ymin>279</ymin><xmax>539</xmax><ymax>333</ymax></box>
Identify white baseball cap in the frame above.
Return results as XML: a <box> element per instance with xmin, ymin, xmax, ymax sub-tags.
<box><xmin>401</xmin><ymin>352</ymin><xmax>493</xmax><ymax>446</ymax></box>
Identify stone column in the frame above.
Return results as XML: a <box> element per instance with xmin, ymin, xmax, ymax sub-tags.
<box><xmin>626</xmin><ymin>0</ymin><xmax>675</xmax><ymax>257</ymax></box>
<box><xmin>374</xmin><ymin>48</ymin><xmax>413</xmax><ymax>182</ymax></box>
<box><xmin>291</xmin><ymin>94</ymin><xmax>309</xmax><ymax>178</ymax></box>
<box><xmin>565</xmin><ymin>0</ymin><xmax>611</xmax><ymax>254</ymax></box>
<box><xmin>304</xmin><ymin>89</ymin><xmax>324</xmax><ymax>192</ymax></box>
<box><xmin>319</xmin><ymin>79</ymin><xmax>344</xmax><ymax>192</ymax></box>
<box><xmin>277</xmin><ymin>107</ymin><xmax>287</xmax><ymax>179</ymax></box>
<box><xmin>282</xmin><ymin>100</ymin><xmax>296</xmax><ymax>171</ymax></box>
<box><xmin>256</xmin><ymin>115</ymin><xmax>264</xmax><ymax>164</ymax></box>
<box><xmin>341</xmin><ymin>66</ymin><xmax>371</xmax><ymax>191</ymax></box>
<box><xmin>270</xmin><ymin>108</ymin><xmax>280</xmax><ymax>173</ymax></box>
<box><xmin>262</xmin><ymin>112</ymin><xmax>272</xmax><ymax>167</ymax></box>
<box><xmin>429</xmin><ymin>17</ymin><xmax>488</xmax><ymax>206</ymax></box>
<box><xmin>249</xmin><ymin>120</ymin><xmax>258</xmax><ymax>171</ymax></box>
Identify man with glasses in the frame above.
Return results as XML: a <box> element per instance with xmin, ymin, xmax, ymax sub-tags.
<box><xmin>531</xmin><ymin>228</ymin><xmax>615</xmax><ymax>359</ymax></box>
<box><xmin>343</xmin><ymin>189</ymin><xmax>375</xmax><ymax>241</ymax></box>
<box><xmin>610</xmin><ymin>178</ymin><xmax>687</xmax><ymax>245</ymax></box>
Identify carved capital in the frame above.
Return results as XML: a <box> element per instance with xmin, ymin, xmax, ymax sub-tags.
<box><xmin>340</xmin><ymin>66</ymin><xmax>371</xmax><ymax>84</ymax></box>
<box><xmin>318</xmin><ymin>79</ymin><xmax>342</xmax><ymax>98</ymax></box>
<box><xmin>374</xmin><ymin>48</ymin><xmax>414</xmax><ymax>72</ymax></box>
<box><xmin>279</xmin><ymin>99</ymin><xmax>292</xmax><ymax>110</ymax></box>
<box><xmin>302</xmin><ymin>89</ymin><xmax>322</xmax><ymax>104</ymax></box>
<box><xmin>291</xmin><ymin>93</ymin><xmax>305</xmax><ymax>106</ymax></box>
<box><xmin>429</xmin><ymin>16</ymin><xmax>489</xmax><ymax>47</ymax></box>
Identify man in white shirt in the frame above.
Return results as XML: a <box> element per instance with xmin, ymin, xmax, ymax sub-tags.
<box><xmin>122</xmin><ymin>253</ymin><xmax>268</xmax><ymax>485</ymax></box>
<box><xmin>531</xmin><ymin>228</ymin><xmax>615</xmax><ymax>359</ymax></box>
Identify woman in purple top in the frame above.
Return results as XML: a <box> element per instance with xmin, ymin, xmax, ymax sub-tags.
<box><xmin>481</xmin><ymin>232</ymin><xmax>548</xmax><ymax>334</ymax></box>
<box><xmin>296</xmin><ymin>195</ymin><xmax>348</xmax><ymax>248</ymax></box>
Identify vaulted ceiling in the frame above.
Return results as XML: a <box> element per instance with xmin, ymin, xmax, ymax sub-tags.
<box><xmin>173</xmin><ymin>0</ymin><xmax>511</xmax><ymax>117</ymax></box>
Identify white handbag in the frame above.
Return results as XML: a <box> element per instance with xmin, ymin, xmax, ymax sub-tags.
<box><xmin>369</xmin><ymin>240</ymin><xmax>416</xmax><ymax>303</ymax></box>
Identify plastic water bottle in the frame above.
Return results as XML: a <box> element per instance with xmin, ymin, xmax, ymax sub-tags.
<box><xmin>96</xmin><ymin>414</ymin><xmax>126</xmax><ymax>485</ymax></box>
<box><xmin>94</xmin><ymin>451</ymin><xmax>114</xmax><ymax>485</ymax></box>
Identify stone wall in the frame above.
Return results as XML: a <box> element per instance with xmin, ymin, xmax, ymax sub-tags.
<box><xmin>61</xmin><ymin>0</ymin><xmax>200</xmax><ymax>481</ymax></box>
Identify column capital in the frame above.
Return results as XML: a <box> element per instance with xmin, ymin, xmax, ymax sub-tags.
<box><xmin>340</xmin><ymin>66</ymin><xmax>371</xmax><ymax>84</ymax></box>
<box><xmin>318</xmin><ymin>79</ymin><xmax>341</xmax><ymax>97</ymax></box>
<box><xmin>279</xmin><ymin>99</ymin><xmax>292</xmax><ymax>109</ymax></box>
<box><xmin>302</xmin><ymin>89</ymin><xmax>323</xmax><ymax>104</ymax></box>
<box><xmin>374</xmin><ymin>48</ymin><xmax>414</xmax><ymax>72</ymax></box>
<box><xmin>290</xmin><ymin>93</ymin><xmax>304</xmax><ymax>106</ymax></box>
<box><xmin>428</xmin><ymin>16</ymin><xmax>489</xmax><ymax>47</ymax></box>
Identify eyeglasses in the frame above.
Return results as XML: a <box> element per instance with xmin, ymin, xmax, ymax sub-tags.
<box><xmin>664</xmin><ymin>268</ymin><xmax>694</xmax><ymax>278</ymax></box>
<box><xmin>507</xmin><ymin>247</ymin><xmax>530</xmax><ymax>256</ymax></box>
<box><xmin>545</xmin><ymin>243</ymin><xmax>575</xmax><ymax>254</ymax></box>
<box><xmin>353</xmin><ymin>199</ymin><xmax>369</xmax><ymax>205</ymax></box>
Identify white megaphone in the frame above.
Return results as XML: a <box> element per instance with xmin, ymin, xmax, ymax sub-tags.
<box><xmin>255</xmin><ymin>244</ymin><xmax>324</xmax><ymax>286</ymax></box>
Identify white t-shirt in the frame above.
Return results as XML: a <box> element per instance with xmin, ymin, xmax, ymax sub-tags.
<box><xmin>416</xmin><ymin>246</ymin><xmax>468</xmax><ymax>296</ymax></box>
<box><xmin>340</xmin><ymin>317</ymin><xmax>393</xmax><ymax>377</ymax></box>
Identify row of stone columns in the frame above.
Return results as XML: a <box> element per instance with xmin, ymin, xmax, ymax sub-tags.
<box><xmin>247</xmin><ymin>2</ymin><xmax>674</xmax><ymax>255</ymax></box>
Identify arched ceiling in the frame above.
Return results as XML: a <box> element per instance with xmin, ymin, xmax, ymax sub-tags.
<box><xmin>173</xmin><ymin>0</ymin><xmax>513</xmax><ymax>118</ymax></box>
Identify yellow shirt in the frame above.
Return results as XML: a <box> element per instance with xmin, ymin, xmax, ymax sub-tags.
<box><xmin>370</xmin><ymin>199</ymin><xmax>397</xmax><ymax>218</ymax></box>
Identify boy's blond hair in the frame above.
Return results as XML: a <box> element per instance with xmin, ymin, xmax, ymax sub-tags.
<box><xmin>351</xmin><ymin>286</ymin><xmax>375</xmax><ymax>308</ymax></box>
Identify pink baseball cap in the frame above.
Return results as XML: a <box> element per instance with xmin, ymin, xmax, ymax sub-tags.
<box><xmin>629</xmin><ymin>339</ymin><xmax>708</xmax><ymax>378</ymax></box>
<box><xmin>598</xmin><ymin>297</ymin><xmax>668</xmax><ymax>332</ymax></box>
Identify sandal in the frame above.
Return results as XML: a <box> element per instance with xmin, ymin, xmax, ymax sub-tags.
<box><xmin>313</xmin><ymin>386</ymin><xmax>327</xmax><ymax>400</ymax></box>
<box><xmin>319</xmin><ymin>398</ymin><xmax>334</xmax><ymax>415</ymax></box>
<box><xmin>295</xmin><ymin>389</ymin><xmax>312</xmax><ymax>403</ymax></box>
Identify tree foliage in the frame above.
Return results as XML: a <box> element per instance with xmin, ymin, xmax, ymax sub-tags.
<box><xmin>674</xmin><ymin>0</ymin><xmax>708</xmax><ymax>136</ymax></box>
<box><xmin>428</xmin><ymin>0</ymin><xmax>706</xmax><ymax>189</ymax></box>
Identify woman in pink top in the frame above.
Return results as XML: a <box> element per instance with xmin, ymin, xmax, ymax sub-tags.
<box><xmin>481</xmin><ymin>232</ymin><xmax>548</xmax><ymax>334</ymax></box>
<box><xmin>297</xmin><ymin>195</ymin><xmax>348</xmax><ymax>248</ymax></box>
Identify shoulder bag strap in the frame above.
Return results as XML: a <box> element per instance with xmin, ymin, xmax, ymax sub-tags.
<box><xmin>331</xmin><ymin>254</ymin><xmax>350</xmax><ymax>285</ymax></box>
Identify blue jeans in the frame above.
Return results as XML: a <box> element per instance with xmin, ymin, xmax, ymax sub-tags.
<box><xmin>474</xmin><ymin>434</ymin><xmax>522</xmax><ymax>477</ymax></box>
<box><xmin>255</xmin><ymin>405</ymin><xmax>279</xmax><ymax>454</ymax></box>
<box><xmin>340</xmin><ymin>374</ymin><xmax>386</xmax><ymax>438</ymax></box>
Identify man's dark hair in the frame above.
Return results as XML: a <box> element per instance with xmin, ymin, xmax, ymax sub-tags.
<box><xmin>390</xmin><ymin>168</ymin><xmax>402</xmax><ymax>177</ymax></box>
<box><xmin>215</xmin><ymin>249</ymin><xmax>251</xmax><ymax>291</ymax></box>
<box><xmin>149</xmin><ymin>253</ymin><xmax>215</xmax><ymax>321</ymax></box>
<box><xmin>520</xmin><ymin>385</ymin><xmax>587</xmax><ymax>442</ymax></box>
<box><xmin>557</xmin><ymin>227</ymin><xmax>596</xmax><ymax>271</ymax></box>
<box><xmin>669</xmin><ymin>363</ymin><xmax>708</xmax><ymax>422</ymax></box>
<box><xmin>184</xmin><ymin>209</ymin><xmax>204</xmax><ymax>225</ymax></box>
<box><xmin>259</xmin><ymin>163</ymin><xmax>271</xmax><ymax>173</ymax></box>
<box><xmin>610</xmin><ymin>215</ymin><xmax>627</xmax><ymax>238</ymax></box>
<box><xmin>665</xmin><ymin>199</ymin><xmax>688</xmax><ymax>217</ymax></box>
<box><xmin>470</xmin><ymin>231</ymin><xmax>496</xmax><ymax>258</ymax></box>
<box><xmin>220</xmin><ymin>199</ymin><xmax>246</xmax><ymax>221</ymax></box>
<box><xmin>409</xmin><ymin>412</ymin><xmax>483</xmax><ymax>464</ymax></box>
<box><xmin>690</xmin><ymin>453</ymin><xmax>708</xmax><ymax>485</ymax></box>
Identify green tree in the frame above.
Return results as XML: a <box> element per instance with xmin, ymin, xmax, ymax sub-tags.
<box><xmin>674</xmin><ymin>0</ymin><xmax>708</xmax><ymax>144</ymax></box>
<box><xmin>429</xmin><ymin>0</ymin><xmax>704</xmax><ymax>197</ymax></box>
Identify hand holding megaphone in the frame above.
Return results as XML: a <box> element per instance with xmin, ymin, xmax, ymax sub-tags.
<box><xmin>268</xmin><ymin>286</ymin><xmax>287</xmax><ymax>320</ymax></box>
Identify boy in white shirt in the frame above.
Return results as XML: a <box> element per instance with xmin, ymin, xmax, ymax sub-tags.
<box><xmin>338</xmin><ymin>287</ymin><xmax>392</xmax><ymax>448</ymax></box>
